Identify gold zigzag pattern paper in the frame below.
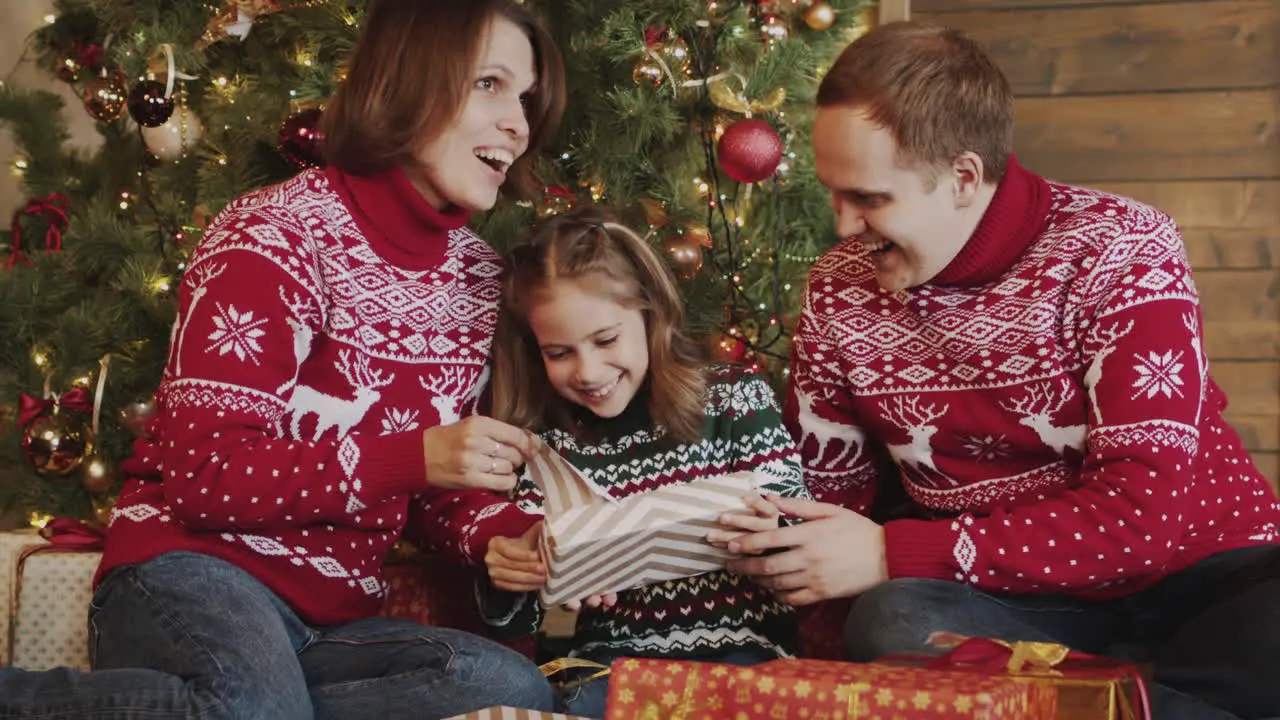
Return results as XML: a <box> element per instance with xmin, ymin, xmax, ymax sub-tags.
<box><xmin>525</xmin><ymin>439</ymin><xmax>757</xmax><ymax>606</ymax></box>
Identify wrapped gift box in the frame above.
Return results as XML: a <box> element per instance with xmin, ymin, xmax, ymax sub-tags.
<box><xmin>0</xmin><ymin>530</ymin><xmax>100</xmax><ymax>671</ymax></box>
<box><xmin>524</xmin><ymin>438</ymin><xmax>756</xmax><ymax>606</ymax></box>
<box><xmin>890</xmin><ymin>637</ymin><xmax>1146</xmax><ymax>720</ymax></box>
<box><xmin>443</xmin><ymin>707</ymin><xmax>588</xmax><ymax>720</ymax></box>
<box><xmin>606</xmin><ymin>657</ymin><xmax>1056</xmax><ymax>719</ymax></box>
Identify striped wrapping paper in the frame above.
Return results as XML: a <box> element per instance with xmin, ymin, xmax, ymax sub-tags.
<box><xmin>525</xmin><ymin>439</ymin><xmax>757</xmax><ymax>606</ymax></box>
<box><xmin>443</xmin><ymin>707</ymin><xmax>588</xmax><ymax>720</ymax></box>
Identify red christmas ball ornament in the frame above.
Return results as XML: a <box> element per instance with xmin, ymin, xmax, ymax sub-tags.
<box><xmin>278</xmin><ymin>107</ymin><xmax>325</xmax><ymax>169</ymax></box>
<box><xmin>717</xmin><ymin>119</ymin><xmax>783</xmax><ymax>183</ymax></box>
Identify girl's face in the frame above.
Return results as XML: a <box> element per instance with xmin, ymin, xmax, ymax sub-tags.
<box><xmin>526</xmin><ymin>277</ymin><xmax>650</xmax><ymax>419</ymax></box>
<box><xmin>409</xmin><ymin>16</ymin><xmax>535</xmax><ymax>211</ymax></box>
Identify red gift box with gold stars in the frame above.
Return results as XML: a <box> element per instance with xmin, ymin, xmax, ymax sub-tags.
<box><xmin>605</xmin><ymin>657</ymin><xmax>1056</xmax><ymax>719</ymax></box>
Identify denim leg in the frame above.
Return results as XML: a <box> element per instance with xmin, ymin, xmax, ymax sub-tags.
<box><xmin>842</xmin><ymin>578</ymin><xmax>1123</xmax><ymax>661</ymax></box>
<box><xmin>0</xmin><ymin>551</ymin><xmax>314</xmax><ymax>720</ymax></box>
<box><xmin>1132</xmin><ymin>545</ymin><xmax>1280</xmax><ymax>720</ymax></box>
<box><xmin>301</xmin><ymin>617</ymin><xmax>553</xmax><ymax>720</ymax></box>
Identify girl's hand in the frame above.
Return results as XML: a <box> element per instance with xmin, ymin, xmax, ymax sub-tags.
<box><xmin>485</xmin><ymin>521</ymin><xmax>547</xmax><ymax>592</ymax></box>
<box><xmin>706</xmin><ymin>494</ymin><xmax>782</xmax><ymax>551</ymax></box>
<box><xmin>562</xmin><ymin>593</ymin><xmax>618</xmax><ymax>612</ymax></box>
<box><xmin>423</xmin><ymin>416</ymin><xmax>535</xmax><ymax>492</ymax></box>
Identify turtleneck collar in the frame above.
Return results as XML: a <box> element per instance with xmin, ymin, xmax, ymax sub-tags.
<box><xmin>931</xmin><ymin>155</ymin><xmax>1051</xmax><ymax>287</ymax></box>
<box><xmin>324</xmin><ymin>165</ymin><xmax>470</xmax><ymax>271</ymax></box>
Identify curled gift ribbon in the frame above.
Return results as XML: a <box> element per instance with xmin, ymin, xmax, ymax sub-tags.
<box><xmin>926</xmin><ymin>635</ymin><xmax>1151</xmax><ymax>719</ymax></box>
<box><xmin>8</xmin><ymin>193</ymin><xmax>68</xmax><ymax>268</ymax></box>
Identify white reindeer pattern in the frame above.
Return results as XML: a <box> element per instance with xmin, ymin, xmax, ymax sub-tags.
<box><xmin>421</xmin><ymin>365</ymin><xmax>485</xmax><ymax>426</ymax></box>
<box><xmin>792</xmin><ymin>382</ymin><xmax>865</xmax><ymax>469</ymax></box>
<box><xmin>1083</xmin><ymin>319</ymin><xmax>1133</xmax><ymax>426</ymax></box>
<box><xmin>286</xmin><ymin>350</ymin><xmax>394</xmax><ymax>441</ymax></box>
<box><xmin>171</xmin><ymin>262</ymin><xmax>227</xmax><ymax>374</ymax></box>
<box><xmin>275</xmin><ymin>288</ymin><xmax>320</xmax><ymax>396</ymax></box>
<box><xmin>1000</xmin><ymin>379</ymin><xmax>1087</xmax><ymax>456</ymax></box>
<box><xmin>879</xmin><ymin>396</ymin><xmax>950</xmax><ymax>478</ymax></box>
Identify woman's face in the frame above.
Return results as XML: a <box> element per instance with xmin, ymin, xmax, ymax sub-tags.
<box><xmin>409</xmin><ymin>16</ymin><xmax>536</xmax><ymax>211</ymax></box>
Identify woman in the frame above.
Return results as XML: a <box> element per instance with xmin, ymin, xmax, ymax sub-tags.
<box><xmin>0</xmin><ymin>1</ymin><xmax>566</xmax><ymax>718</ymax></box>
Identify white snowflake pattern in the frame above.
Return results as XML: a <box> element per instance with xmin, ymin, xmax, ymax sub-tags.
<box><xmin>1131</xmin><ymin>350</ymin><xmax>1185</xmax><ymax>400</ymax></box>
<box><xmin>206</xmin><ymin>303</ymin><xmax>267</xmax><ymax>364</ymax></box>
<box><xmin>959</xmin><ymin>434</ymin><xmax>1011</xmax><ymax>462</ymax></box>
<box><xmin>380</xmin><ymin>408</ymin><xmax>421</xmax><ymax>435</ymax></box>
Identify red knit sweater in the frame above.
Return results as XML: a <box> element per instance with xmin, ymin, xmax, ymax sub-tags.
<box><xmin>787</xmin><ymin>157</ymin><xmax>1280</xmax><ymax>598</ymax></box>
<box><xmin>98</xmin><ymin>166</ymin><xmax>532</xmax><ymax>626</ymax></box>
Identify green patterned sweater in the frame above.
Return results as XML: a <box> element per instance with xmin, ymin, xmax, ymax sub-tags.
<box><xmin>478</xmin><ymin>366</ymin><xmax>811</xmax><ymax>660</ymax></box>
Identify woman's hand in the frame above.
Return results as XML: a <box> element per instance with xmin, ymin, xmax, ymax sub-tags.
<box><xmin>486</xmin><ymin>522</ymin><xmax>547</xmax><ymax>592</ymax></box>
<box><xmin>422</xmin><ymin>416</ymin><xmax>535</xmax><ymax>492</ymax></box>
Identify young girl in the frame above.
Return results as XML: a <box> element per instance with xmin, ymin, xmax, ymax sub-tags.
<box><xmin>0</xmin><ymin>1</ymin><xmax>564</xmax><ymax>717</ymax></box>
<box><xmin>473</xmin><ymin>206</ymin><xmax>812</xmax><ymax>718</ymax></box>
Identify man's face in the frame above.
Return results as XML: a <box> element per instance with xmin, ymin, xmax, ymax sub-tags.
<box><xmin>812</xmin><ymin>106</ymin><xmax>971</xmax><ymax>292</ymax></box>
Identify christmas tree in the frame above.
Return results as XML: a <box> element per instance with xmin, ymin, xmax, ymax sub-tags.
<box><xmin>0</xmin><ymin>0</ymin><xmax>868</xmax><ymax>521</ymax></box>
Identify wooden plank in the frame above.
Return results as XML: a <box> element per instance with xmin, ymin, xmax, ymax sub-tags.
<box><xmin>1214</xmin><ymin>362</ymin><xmax>1279</xmax><ymax>417</ymax></box>
<box><xmin>1093</xmin><ymin>181</ymin><xmax>1280</xmax><ymax>269</ymax></box>
<box><xmin>1015</xmin><ymin>90</ymin><xmax>1280</xmax><ymax>182</ymax></box>
<box><xmin>1195</xmin><ymin>270</ymin><xmax>1280</xmax><ymax>360</ymax></box>
<box><xmin>1224</xmin><ymin>414</ymin><xmax>1279</xmax><ymax>452</ymax></box>
<box><xmin>877</xmin><ymin>0</ymin><xmax>912</xmax><ymax>23</ymax></box>
<box><xmin>916</xmin><ymin>0</ymin><xmax>1202</xmax><ymax>12</ymax></box>
<box><xmin>925</xmin><ymin>2</ymin><xmax>1276</xmax><ymax>96</ymax></box>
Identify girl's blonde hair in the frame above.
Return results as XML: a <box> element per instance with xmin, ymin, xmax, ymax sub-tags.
<box><xmin>492</xmin><ymin>206</ymin><xmax>707</xmax><ymax>442</ymax></box>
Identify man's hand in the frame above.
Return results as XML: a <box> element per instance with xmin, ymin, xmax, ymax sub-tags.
<box><xmin>423</xmin><ymin>416</ymin><xmax>535</xmax><ymax>492</ymax></box>
<box><xmin>725</xmin><ymin>496</ymin><xmax>888</xmax><ymax>605</ymax></box>
<box><xmin>486</xmin><ymin>521</ymin><xmax>546</xmax><ymax>592</ymax></box>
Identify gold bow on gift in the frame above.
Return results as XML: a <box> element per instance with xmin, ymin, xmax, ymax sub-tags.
<box><xmin>708</xmin><ymin>76</ymin><xmax>786</xmax><ymax>116</ymax></box>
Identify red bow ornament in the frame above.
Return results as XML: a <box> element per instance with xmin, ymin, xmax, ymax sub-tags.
<box><xmin>17</xmin><ymin>387</ymin><xmax>94</xmax><ymax>428</ymax></box>
<box><xmin>8</xmin><ymin>193</ymin><xmax>69</xmax><ymax>268</ymax></box>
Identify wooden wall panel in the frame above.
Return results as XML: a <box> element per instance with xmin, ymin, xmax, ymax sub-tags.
<box><xmin>931</xmin><ymin>2</ymin><xmax>1276</xmax><ymax>96</ymax></box>
<box><xmin>1015</xmin><ymin>90</ymin><xmax>1279</xmax><ymax>182</ymax></box>
<box><xmin>917</xmin><ymin>0</ymin><xmax>1197</xmax><ymax>11</ymax></box>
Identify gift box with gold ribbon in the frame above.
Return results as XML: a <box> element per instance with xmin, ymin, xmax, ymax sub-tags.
<box><xmin>605</xmin><ymin>657</ymin><xmax>1057</xmax><ymax>719</ymax></box>
<box><xmin>891</xmin><ymin>635</ymin><xmax>1151</xmax><ymax>720</ymax></box>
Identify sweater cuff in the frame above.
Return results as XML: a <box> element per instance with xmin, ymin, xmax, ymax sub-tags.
<box><xmin>466</xmin><ymin>505</ymin><xmax>542</xmax><ymax>561</ymax></box>
<box><xmin>884</xmin><ymin>518</ymin><xmax>959</xmax><ymax>582</ymax></box>
<box><xmin>358</xmin><ymin>432</ymin><xmax>428</xmax><ymax>498</ymax></box>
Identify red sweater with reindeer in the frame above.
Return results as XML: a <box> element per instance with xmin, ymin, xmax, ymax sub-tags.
<box><xmin>788</xmin><ymin>157</ymin><xmax>1280</xmax><ymax>598</ymax></box>
<box><xmin>97</xmin><ymin>166</ymin><xmax>534</xmax><ymax>626</ymax></box>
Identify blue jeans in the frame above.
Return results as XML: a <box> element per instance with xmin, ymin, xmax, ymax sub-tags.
<box><xmin>843</xmin><ymin>544</ymin><xmax>1280</xmax><ymax>720</ymax></box>
<box><xmin>0</xmin><ymin>551</ymin><xmax>553</xmax><ymax>719</ymax></box>
<box><xmin>556</xmin><ymin>647</ymin><xmax>777</xmax><ymax>719</ymax></box>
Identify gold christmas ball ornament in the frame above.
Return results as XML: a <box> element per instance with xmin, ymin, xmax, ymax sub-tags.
<box><xmin>803</xmin><ymin>1</ymin><xmax>837</xmax><ymax>31</ymax></box>
<box><xmin>81</xmin><ymin>68</ymin><xmax>129</xmax><ymax>122</ymax></box>
<box><xmin>118</xmin><ymin>395</ymin><xmax>158</xmax><ymax>436</ymax></box>
<box><xmin>658</xmin><ymin>38</ymin><xmax>691</xmax><ymax>74</ymax></box>
<box><xmin>81</xmin><ymin>454</ymin><xmax>116</xmax><ymax>494</ymax></box>
<box><xmin>22</xmin><ymin>413</ymin><xmax>93</xmax><ymax>475</ymax></box>
<box><xmin>632</xmin><ymin>55</ymin><xmax>665</xmax><ymax>87</ymax></box>
<box><xmin>661</xmin><ymin>234</ymin><xmax>704</xmax><ymax>281</ymax></box>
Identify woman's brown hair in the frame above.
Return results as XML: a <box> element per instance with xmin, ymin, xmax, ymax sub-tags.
<box><xmin>492</xmin><ymin>207</ymin><xmax>708</xmax><ymax>443</ymax></box>
<box><xmin>322</xmin><ymin>0</ymin><xmax>565</xmax><ymax>200</ymax></box>
<box><xmin>817</xmin><ymin>21</ymin><xmax>1013</xmax><ymax>182</ymax></box>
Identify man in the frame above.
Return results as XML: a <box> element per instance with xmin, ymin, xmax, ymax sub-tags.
<box><xmin>719</xmin><ymin>21</ymin><xmax>1280</xmax><ymax>720</ymax></box>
